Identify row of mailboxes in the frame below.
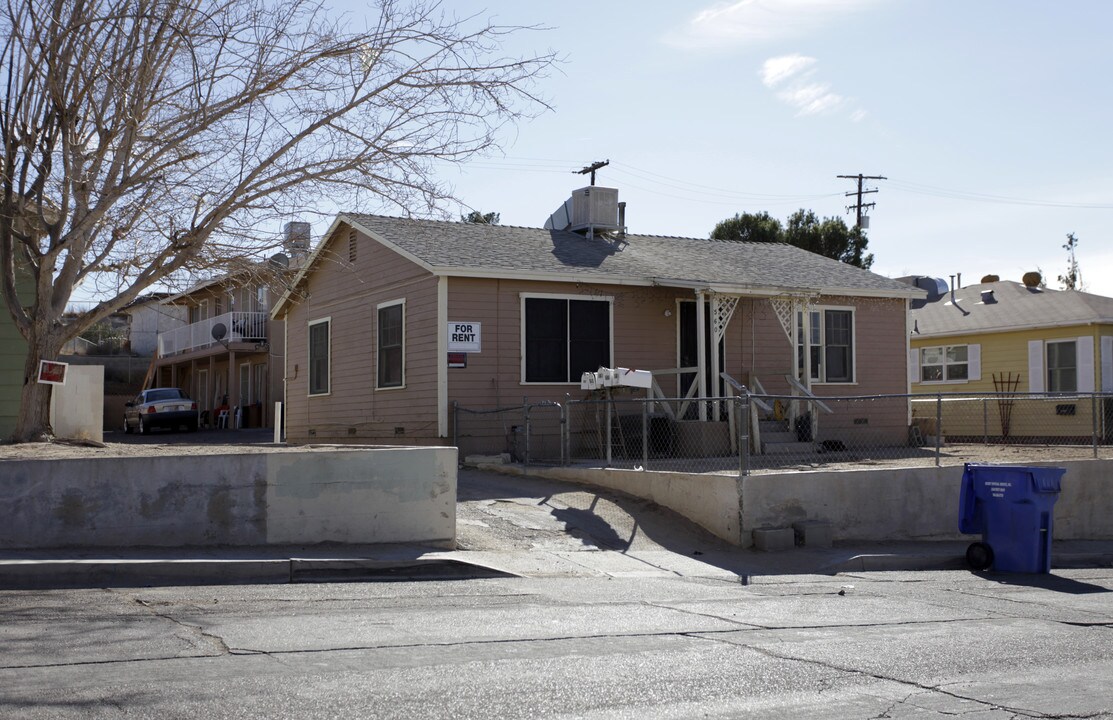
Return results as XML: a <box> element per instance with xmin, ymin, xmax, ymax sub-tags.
<box><xmin>580</xmin><ymin>366</ymin><xmax>653</xmax><ymax>391</ymax></box>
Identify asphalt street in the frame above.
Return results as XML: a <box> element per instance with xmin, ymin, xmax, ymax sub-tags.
<box><xmin>1</xmin><ymin>467</ymin><xmax>1111</xmax><ymax>718</ymax></box>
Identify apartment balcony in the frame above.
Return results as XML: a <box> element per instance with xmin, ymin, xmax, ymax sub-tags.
<box><xmin>158</xmin><ymin>312</ymin><xmax>268</xmax><ymax>358</ymax></box>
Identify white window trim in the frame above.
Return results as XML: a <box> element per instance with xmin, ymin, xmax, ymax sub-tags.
<box><xmin>802</xmin><ymin>305</ymin><xmax>856</xmax><ymax>385</ymax></box>
<box><xmin>307</xmin><ymin>316</ymin><xmax>331</xmax><ymax>397</ymax></box>
<box><xmin>376</xmin><ymin>299</ymin><xmax>406</xmax><ymax>390</ymax></box>
<box><xmin>917</xmin><ymin>344</ymin><xmax>971</xmax><ymax>385</ymax></box>
<box><xmin>519</xmin><ymin>292</ymin><xmax>615</xmax><ymax>385</ymax></box>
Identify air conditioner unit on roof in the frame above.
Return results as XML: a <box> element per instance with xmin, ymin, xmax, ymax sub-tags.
<box><xmin>569</xmin><ymin>186</ymin><xmax>619</xmax><ymax>234</ymax></box>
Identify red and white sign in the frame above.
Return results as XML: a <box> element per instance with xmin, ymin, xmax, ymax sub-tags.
<box><xmin>37</xmin><ymin>360</ymin><xmax>68</xmax><ymax>385</ymax></box>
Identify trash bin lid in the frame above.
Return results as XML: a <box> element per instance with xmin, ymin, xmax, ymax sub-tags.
<box><xmin>1028</xmin><ymin>467</ymin><xmax>1064</xmax><ymax>494</ymax></box>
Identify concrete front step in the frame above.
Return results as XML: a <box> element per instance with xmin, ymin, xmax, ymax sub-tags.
<box><xmin>761</xmin><ymin>430</ymin><xmax>796</xmax><ymax>443</ymax></box>
<box><xmin>762</xmin><ymin>441</ymin><xmax>815</xmax><ymax>455</ymax></box>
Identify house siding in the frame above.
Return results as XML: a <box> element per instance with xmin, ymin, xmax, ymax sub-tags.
<box><xmin>911</xmin><ymin>324</ymin><xmax>1113</xmax><ymax>440</ymax></box>
<box><xmin>282</xmin><ymin>222</ymin><xmax>911</xmax><ymax>451</ymax></box>
<box><xmin>284</xmin><ymin>224</ymin><xmax>439</xmax><ymax>444</ymax></box>
<box><xmin>0</xmin><ymin>268</ymin><xmax>31</xmax><ymax>438</ymax></box>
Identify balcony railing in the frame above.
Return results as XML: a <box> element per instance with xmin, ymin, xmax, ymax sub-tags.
<box><xmin>158</xmin><ymin>311</ymin><xmax>268</xmax><ymax>357</ymax></box>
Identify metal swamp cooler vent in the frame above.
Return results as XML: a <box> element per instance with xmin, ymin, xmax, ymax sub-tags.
<box><xmin>571</xmin><ymin>186</ymin><xmax>619</xmax><ymax>234</ymax></box>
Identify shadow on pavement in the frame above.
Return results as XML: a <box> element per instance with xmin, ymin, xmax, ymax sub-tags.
<box><xmin>988</xmin><ymin>572</ymin><xmax>1112</xmax><ymax>595</ymax></box>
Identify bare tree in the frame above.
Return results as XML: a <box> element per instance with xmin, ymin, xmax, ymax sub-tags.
<box><xmin>1058</xmin><ymin>232</ymin><xmax>1082</xmax><ymax>291</ymax></box>
<box><xmin>0</xmin><ymin>0</ymin><xmax>555</xmax><ymax>441</ymax></box>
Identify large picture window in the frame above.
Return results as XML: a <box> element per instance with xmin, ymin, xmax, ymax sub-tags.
<box><xmin>308</xmin><ymin>318</ymin><xmax>330</xmax><ymax>396</ymax></box>
<box><xmin>797</xmin><ymin>307</ymin><xmax>855</xmax><ymax>383</ymax></box>
<box><xmin>920</xmin><ymin>345</ymin><xmax>969</xmax><ymax>382</ymax></box>
<box><xmin>1047</xmin><ymin>340</ymin><xmax>1077</xmax><ymax>393</ymax></box>
<box><xmin>377</xmin><ymin>300</ymin><xmax>404</xmax><ymax>388</ymax></box>
<box><xmin>523</xmin><ymin>296</ymin><xmax>611</xmax><ymax>383</ymax></box>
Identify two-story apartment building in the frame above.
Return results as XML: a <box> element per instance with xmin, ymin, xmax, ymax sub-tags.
<box><xmin>150</xmin><ymin>225</ymin><xmax>309</xmax><ymax>428</ymax></box>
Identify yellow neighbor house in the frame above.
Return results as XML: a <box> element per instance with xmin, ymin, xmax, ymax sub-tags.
<box><xmin>908</xmin><ymin>276</ymin><xmax>1113</xmax><ymax>442</ymax></box>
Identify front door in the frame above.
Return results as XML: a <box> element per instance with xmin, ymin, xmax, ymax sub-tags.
<box><xmin>678</xmin><ymin>300</ymin><xmax>724</xmax><ymax>409</ymax></box>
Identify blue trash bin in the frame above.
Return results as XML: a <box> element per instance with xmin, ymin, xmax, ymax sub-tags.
<box><xmin>958</xmin><ymin>463</ymin><xmax>1065</xmax><ymax>573</ymax></box>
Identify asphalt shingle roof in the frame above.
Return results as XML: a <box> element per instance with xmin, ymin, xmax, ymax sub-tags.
<box><xmin>345</xmin><ymin>214</ymin><xmax>917</xmax><ymax>297</ymax></box>
<box><xmin>911</xmin><ymin>280</ymin><xmax>1113</xmax><ymax>336</ymax></box>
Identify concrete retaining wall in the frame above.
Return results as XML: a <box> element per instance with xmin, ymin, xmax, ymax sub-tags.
<box><xmin>0</xmin><ymin>447</ymin><xmax>457</xmax><ymax>549</ymax></box>
<box><xmin>741</xmin><ymin>460</ymin><xmax>1113</xmax><ymax>545</ymax></box>
<box><xmin>511</xmin><ymin>459</ymin><xmax>1113</xmax><ymax>548</ymax></box>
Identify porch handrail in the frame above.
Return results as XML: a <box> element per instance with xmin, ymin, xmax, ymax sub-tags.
<box><xmin>720</xmin><ymin>372</ymin><xmax>772</xmax><ymax>414</ymax></box>
<box><xmin>649</xmin><ymin>367</ymin><xmax>700</xmax><ymax>421</ymax></box>
<box><xmin>157</xmin><ymin>311</ymin><xmax>268</xmax><ymax>357</ymax></box>
<box><xmin>784</xmin><ymin>373</ymin><xmax>833</xmax><ymax>414</ymax></box>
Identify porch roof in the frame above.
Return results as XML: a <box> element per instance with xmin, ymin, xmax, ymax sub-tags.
<box><xmin>273</xmin><ymin>214</ymin><xmax>922</xmax><ymax>316</ymax></box>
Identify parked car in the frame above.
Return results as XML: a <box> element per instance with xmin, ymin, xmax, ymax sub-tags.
<box><xmin>123</xmin><ymin>388</ymin><xmax>199</xmax><ymax>434</ymax></box>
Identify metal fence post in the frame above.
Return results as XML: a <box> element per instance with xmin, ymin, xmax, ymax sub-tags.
<box><xmin>738</xmin><ymin>397</ymin><xmax>748</xmax><ymax>477</ymax></box>
<box><xmin>935</xmin><ymin>392</ymin><xmax>942</xmax><ymax>467</ymax></box>
<box><xmin>642</xmin><ymin>397</ymin><xmax>649</xmax><ymax>470</ymax></box>
<box><xmin>524</xmin><ymin>403</ymin><xmax>531</xmax><ymax>467</ymax></box>
<box><xmin>452</xmin><ymin>400</ymin><xmax>458</xmax><ymax>449</ymax></box>
<box><xmin>605</xmin><ymin>392</ymin><xmax>613</xmax><ymax>466</ymax></box>
<box><xmin>1093</xmin><ymin>392</ymin><xmax>1099</xmax><ymax>458</ymax></box>
<box><xmin>563</xmin><ymin>394</ymin><xmax>570</xmax><ymax>466</ymax></box>
<box><xmin>982</xmin><ymin>396</ymin><xmax>988</xmax><ymax>445</ymax></box>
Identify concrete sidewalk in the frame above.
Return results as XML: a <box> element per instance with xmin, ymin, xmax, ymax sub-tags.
<box><xmin>2</xmin><ymin>539</ymin><xmax>1112</xmax><ymax>589</ymax></box>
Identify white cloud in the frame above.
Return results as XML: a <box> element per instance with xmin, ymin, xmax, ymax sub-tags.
<box><xmin>777</xmin><ymin>82</ymin><xmax>845</xmax><ymax>116</ymax></box>
<box><xmin>760</xmin><ymin>54</ymin><xmax>864</xmax><ymax>118</ymax></box>
<box><xmin>666</xmin><ymin>0</ymin><xmax>885</xmax><ymax>50</ymax></box>
<box><xmin>760</xmin><ymin>54</ymin><xmax>815</xmax><ymax>87</ymax></box>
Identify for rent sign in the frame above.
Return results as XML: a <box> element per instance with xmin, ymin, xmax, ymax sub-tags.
<box><xmin>447</xmin><ymin>322</ymin><xmax>481</xmax><ymax>353</ymax></box>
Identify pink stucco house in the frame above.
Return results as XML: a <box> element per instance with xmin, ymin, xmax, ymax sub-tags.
<box><xmin>272</xmin><ymin>188</ymin><xmax>922</xmax><ymax>451</ymax></box>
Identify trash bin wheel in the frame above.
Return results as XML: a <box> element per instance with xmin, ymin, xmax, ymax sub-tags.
<box><xmin>966</xmin><ymin>542</ymin><xmax>994</xmax><ymax>571</ymax></box>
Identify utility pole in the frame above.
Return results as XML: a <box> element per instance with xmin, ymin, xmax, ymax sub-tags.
<box><xmin>837</xmin><ymin>173</ymin><xmax>887</xmax><ymax>229</ymax></box>
<box><xmin>575</xmin><ymin>159</ymin><xmax>610</xmax><ymax>186</ymax></box>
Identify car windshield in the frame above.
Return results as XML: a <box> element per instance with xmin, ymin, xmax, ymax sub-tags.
<box><xmin>146</xmin><ymin>389</ymin><xmax>185</xmax><ymax>403</ymax></box>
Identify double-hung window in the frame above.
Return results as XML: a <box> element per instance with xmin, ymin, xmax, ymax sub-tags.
<box><xmin>308</xmin><ymin>318</ymin><xmax>330</xmax><ymax>396</ymax></box>
<box><xmin>920</xmin><ymin>345</ymin><xmax>969</xmax><ymax>382</ymax></box>
<box><xmin>1047</xmin><ymin>340</ymin><xmax>1077</xmax><ymax>393</ymax></box>
<box><xmin>377</xmin><ymin>300</ymin><xmax>405</xmax><ymax>388</ymax></box>
<box><xmin>523</xmin><ymin>295</ymin><xmax>612</xmax><ymax>383</ymax></box>
<box><xmin>796</xmin><ymin>307</ymin><xmax>855</xmax><ymax>383</ymax></box>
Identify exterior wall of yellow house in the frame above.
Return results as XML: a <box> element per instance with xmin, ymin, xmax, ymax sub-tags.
<box><xmin>910</xmin><ymin>324</ymin><xmax>1113</xmax><ymax>442</ymax></box>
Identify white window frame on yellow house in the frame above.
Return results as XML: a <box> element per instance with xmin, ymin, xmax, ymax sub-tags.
<box><xmin>916</xmin><ymin>344</ymin><xmax>981</xmax><ymax>384</ymax></box>
<box><xmin>1028</xmin><ymin>336</ymin><xmax>1095</xmax><ymax>394</ymax></box>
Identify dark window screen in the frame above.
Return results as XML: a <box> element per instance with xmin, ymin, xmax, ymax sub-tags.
<box><xmin>568</xmin><ymin>300</ymin><xmax>610</xmax><ymax>380</ymax></box>
<box><xmin>309</xmin><ymin>321</ymin><xmax>329</xmax><ymax>394</ymax></box>
<box><xmin>525</xmin><ymin>298</ymin><xmax>610</xmax><ymax>382</ymax></box>
<box><xmin>378</xmin><ymin>304</ymin><xmax>403</xmax><ymax>388</ymax></box>
<box><xmin>525</xmin><ymin>298</ymin><xmax>568</xmax><ymax>382</ymax></box>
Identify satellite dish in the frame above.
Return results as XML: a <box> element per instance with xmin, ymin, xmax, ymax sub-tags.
<box><xmin>211</xmin><ymin>322</ymin><xmax>227</xmax><ymax>341</ymax></box>
<box><xmin>269</xmin><ymin>252</ymin><xmax>290</xmax><ymax>269</ymax></box>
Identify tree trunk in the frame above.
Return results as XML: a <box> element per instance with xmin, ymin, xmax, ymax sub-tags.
<box><xmin>11</xmin><ymin>338</ymin><xmax>58</xmax><ymax>443</ymax></box>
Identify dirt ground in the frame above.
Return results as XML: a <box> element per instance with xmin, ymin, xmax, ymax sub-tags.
<box><xmin>2</xmin><ymin>427</ymin><xmax>1110</xmax><ymax>471</ymax></box>
<box><xmin>0</xmin><ymin>428</ymin><xmax>367</xmax><ymax>462</ymax></box>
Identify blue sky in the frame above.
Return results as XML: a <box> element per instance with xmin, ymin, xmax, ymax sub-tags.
<box><xmin>383</xmin><ymin>0</ymin><xmax>1113</xmax><ymax>296</ymax></box>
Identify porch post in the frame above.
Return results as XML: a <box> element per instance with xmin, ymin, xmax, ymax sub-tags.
<box><xmin>802</xmin><ymin>305</ymin><xmax>812</xmax><ymax>392</ymax></box>
<box><xmin>710</xmin><ymin>295</ymin><xmax>721</xmax><ymax>420</ymax></box>
<box><xmin>229</xmin><ymin>350</ymin><xmax>237</xmax><ymax>429</ymax></box>
<box><xmin>696</xmin><ymin>290</ymin><xmax>707</xmax><ymax>421</ymax></box>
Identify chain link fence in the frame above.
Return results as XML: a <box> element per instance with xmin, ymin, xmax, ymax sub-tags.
<box><xmin>454</xmin><ymin>392</ymin><xmax>1113</xmax><ymax>475</ymax></box>
<box><xmin>452</xmin><ymin>401</ymin><xmax>563</xmax><ymax>465</ymax></box>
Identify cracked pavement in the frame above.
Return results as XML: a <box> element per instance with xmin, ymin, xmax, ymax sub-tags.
<box><xmin>1</xmin><ymin>469</ymin><xmax>1111</xmax><ymax>718</ymax></box>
